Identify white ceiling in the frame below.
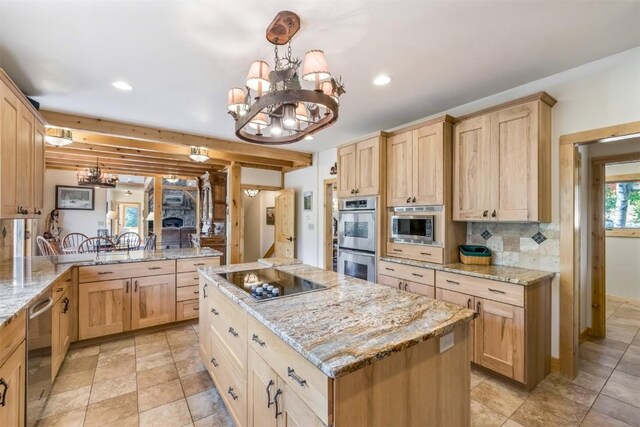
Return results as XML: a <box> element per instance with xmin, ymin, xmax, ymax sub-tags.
<box><xmin>1</xmin><ymin>1</ymin><xmax>639</xmax><ymax>153</ymax></box>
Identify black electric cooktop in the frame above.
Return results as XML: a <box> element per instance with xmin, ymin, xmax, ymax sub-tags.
<box><xmin>221</xmin><ymin>268</ymin><xmax>327</xmax><ymax>301</ymax></box>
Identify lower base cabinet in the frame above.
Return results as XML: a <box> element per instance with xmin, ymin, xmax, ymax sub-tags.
<box><xmin>0</xmin><ymin>341</ymin><xmax>26</xmax><ymax>427</ymax></box>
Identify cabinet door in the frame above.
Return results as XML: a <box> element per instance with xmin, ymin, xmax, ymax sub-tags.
<box><xmin>131</xmin><ymin>274</ymin><xmax>176</xmax><ymax>330</ymax></box>
<box><xmin>436</xmin><ymin>288</ymin><xmax>474</xmax><ymax>362</ymax></box>
<box><xmin>354</xmin><ymin>137</ymin><xmax>379</xmax><ymax>196</ymax></box>
<box><xmin>0</xmin><ymin>341</ymin><xmax>25</xmax><ymax>427</ymax></box>
<box><xmin>404</xmin><ymin>281</ymin><xmax>434</xmax><ymax>298</ymax></box>
<box><xmin>276</xmin><ymin>381</ymin><xmax>325</xmax><ymax>427</ymax></box>
<box><xmin>377</xmin><ymin>274</ymin><xmax>403</xmax><ymax>290</ymax></box>
<box><xmin>452</xmin><ymin>116</ymin><xmax>491</xmax><ymax>220</ymax></box>
<box><xmin>0</xmin><ymin>82</ymin><xmax>20</xmax><ymax>218</ymax></box>
<box><xmin>32</xmin><ymin>120</ymin><xmax>45</xmax><ymax>216</ymax></box>
<box><xmin>248</xmin><ymin>349</ymin><xmax>279</xmax><ymax>427</ymax></box>
<box><xmin>490</xmin><ymin>102</ymin><xmax>538</xmax><ymax>221</ymax></box>
<box><xmin>336</xmin><ymin>144</ymin><xmax>356</xmax><ymax>198</ymax></box>
<box><xmin>198</xmin><ymin>277</ymin><xmax>210</xmax><ymax>364</ymax></box>
<box><xmin>387</xmin><ymin>131</ymin><xmax>413</xmax><ymax>207</ymax></box>
<box><xmin>17</xmin><ymin>103</ymin><xmax>34</xmax><ymax>215</ymax></box>
<box><xmin>412</xmin><ymin>123</ymin><xmax>443</xmax><ymax>205</ymax></box>
<box><xmin>475</xmin><ymin>298</ymin><xmax>525</xmax><ymax>382</ymax></box>
<box><xmin>78</xmin><ymin>279</ymin><xmax>129</xmax><ymax>340</ymax></box>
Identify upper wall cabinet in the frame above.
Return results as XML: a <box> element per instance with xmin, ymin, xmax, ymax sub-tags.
<box><xmin>0</xmin><ymin>70</ymin><xmax>45</xmax><ymax>219</ymax></box>
<box><xmin>452</xmin><ymin>93</ymin><xmax>556</xmax><ymax>222</ymax></box>
<box><xmin>387</xmin><ymin>119</ymin><xmax>449</xmax><ymax>207</ymax></box>
<box><xmin>337</xmin><ymin>133</ymin><xmax>385</xmax><ymax>198</ymax></box>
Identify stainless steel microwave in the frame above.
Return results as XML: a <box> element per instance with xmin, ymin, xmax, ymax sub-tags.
<box><xmin>389</xmin><ymin>206</ymin><xmax>440</xmax><ymax>245</ymax></box>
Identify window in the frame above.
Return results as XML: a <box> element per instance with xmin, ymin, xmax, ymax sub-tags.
<box><xmin>605</xmin><ymin>173</ymin><xmax>640</xmax><ymax>237</ymax></box>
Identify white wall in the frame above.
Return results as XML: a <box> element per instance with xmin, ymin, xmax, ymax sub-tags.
<box><xmin>605</xmin><ymin>161</ymin><xmax>640</xmax><ymax>301</ymax></box>
<box><xmin>284</xmin><ymin>47</ymin><xmax>640</xmax><ymax>358</ymax></box>
<box><xmin>260</xmin><ymin>191</ymin><xmax>276</xmax><ymax>256</ymax></box>
<box><xmin>241</xmin><ymin>167</ymin><xmax>281</xmax><ymax>187</ymax></box>
<box><xmin>41</xmin><ymin>170</ymin><xmax>108</xmax><ymax>238</ymax></box>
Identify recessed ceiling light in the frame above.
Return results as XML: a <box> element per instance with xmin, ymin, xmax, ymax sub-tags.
<box><xmin>372</xmin><ymin>75</ymin><xmax>391</xmax><ymax>86</ymax></box>
<box><xmin>112</xmin><ymin>81</ymin><xmax>133</xmax><ymax>91</ymax></box>
<box><xmin>304</xmin><ymin>135</ymin><xmax>314</xmax><ymax>140</ymax></box>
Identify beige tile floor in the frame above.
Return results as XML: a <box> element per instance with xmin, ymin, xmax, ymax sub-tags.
<box><xmin>38</xmin><ymin>298</ymin><xmax>640</xmax><ymax>427</ymax></box>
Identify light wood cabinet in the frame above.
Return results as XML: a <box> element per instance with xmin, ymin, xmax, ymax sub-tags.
<box><xmin>0</xmin><ymin>70</ymin><xmax>45</xmax><ymax>219</ymax></box>
<box><xmin>52</xmin><ymin>287</ymin><xmax>72</xmax><ymax>378</ymax></box>
<box><xmin>78</xmin><ymin>279</ymin><xmax>129</xmax><ymax>340</ymax></box>
<box><xmin>131</xmin><ymin>274</ymin><xmax>176</xmax><ymax>330</ymax></box>
<box><xmin>337</xmin><ymin>135</ymin><xmax>383</xmax><ymax>197</ymax></box>
<box><xmin>453</xmin><ymin>94</ymin><xmax>555</xmax><ymax>222</ymax></box>
<box><xmin>0</xmin><ymin>341</ymin><xmax>26</xmax><ymax>427</ymax></box>
<box><xmin>387</xmin><ymin>121</ymin><xmax>445</xmax><ymax>207</ymax></box>
<box><xmin>176</xmin><ymin>257</ymin><xmax>219</xmax><ymax>321</ymax></box>
<box><xmin>198</xmin><ymin>277</ymin><xmax>210</xmax><ymax>368</ymax></box>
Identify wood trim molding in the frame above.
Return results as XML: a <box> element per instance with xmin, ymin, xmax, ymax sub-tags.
<box><xmin>453</xmin><ymin>92</ymin><xmax>557</xmax><ymax>123</ymax></box>
<box><xmin>605</xmin><ymin>173</ymin><xmax>640</xmax><ymax>183</ymax></box>
<box><xmin>579</xmin><ymin>328</ymin><xmax>592</xmax><ymax>344</ymax></box>
<box><xmin>560</xmin><ymin>121</ymin><xmax>640</xmax><ymax>146</ymax></box>
<box><xmin>386</xmin><ymin>115</ymin><xmax>454</xmax><ymax>137</ymax></box>
<box><xmin>240</xmin><ymin>184</ymin><xmax>282</xmax><ymax>191</ymax></box>
<box><xmin>323</xmin><ymin>178</ymin><xmax>337</xmax><ymax>271</ymax></box>
<box><xmin>606</xmin><ymin>229</ymin><xmax>640</xmax><ymax>238</ymax></box>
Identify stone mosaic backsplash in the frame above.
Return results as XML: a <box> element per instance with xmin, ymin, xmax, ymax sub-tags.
<box><xmin>466</xmin><ymin>222</ymin><xmax>560</xmax><ymax>272</ymax></box>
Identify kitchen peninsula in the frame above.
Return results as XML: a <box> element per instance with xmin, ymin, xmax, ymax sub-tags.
<box><xmin>198</xmin><ymin>259</ymin><xmax>477</xmax><ymax>426</ymax></box>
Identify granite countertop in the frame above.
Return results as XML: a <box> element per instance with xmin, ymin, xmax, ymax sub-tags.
<box><xmin>0</xmin><ymin>247</ymin><xmax>222</xmax><ymax>328</ymax></box>
<box><xmin>199</xmin><ymin>262</ymin><xmax>476</xmax><ymax>378</ymax></box>
<box><xmin>379</xmin><ymin>256</ymin><xmax>556</xmax><ymax>285</ymax></box>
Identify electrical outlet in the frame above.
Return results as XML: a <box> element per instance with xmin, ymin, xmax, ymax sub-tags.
<box><xmin>439</xmin><ymin>332</ymin><xmax>454</xmax><ymax>353</ymax></box>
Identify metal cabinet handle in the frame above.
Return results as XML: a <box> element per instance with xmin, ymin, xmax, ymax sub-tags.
<box><xmin>488</xmin><ymin>288</ymin><xmax>506</xmax><ymax>294</ymax></box>
<box><xmin>477</xmin><ymin>301</ymin><xmax>481</xmax><ymax>313</ymax></box>
<box><xmin>491</xmin><ymin>210</ymin><xmax>497</xmax><ymax>218</ymax></box>
<box><xmin>252</xmin><ymin>334</ymin><xmax>266</xmax><ymax>347</ymax></box>
<box><xmin>398</xmin><ymin>282</ymin><xmax>402</xmax><ymax>290</ymax></box>
<box><xmin>134</xmin><ymin>280</ymin><xmax>138</xmax><ymax>292</ymax></box>
<box><xmin>227</xmin><ymin>387</ymin><xmax>238</xmax><ymax>400</ymax></box>
<box><xmin>287</xmin><ymin>367</ymin><xmax>307</xmax><ymax>386</ymax></box>
<box><xmin>355</xmin><ymin>188</ymin><xmax>359</xmax><ymax>194</ymax></box>
<box><xmin>125</xmin><ymin>281</ymin><xmax>129</xmax><ymax>293</ymax></box>
<box><xmin>384</xmin><ymin>267</ymin><xmax>395</xmax><ymax>271</ymax></box>
<box><xmin>34</xmin><ymin>210</ymin><xmax>42</xmax><ymax>215</ymax></box>
<box><xmin>482</xmin><ymin>210</ymin><xmax>489</xmax><ymax>217</ymax></box>
<box><xmin>98</xmin><ymin>271</ymin><xmax>113</xmax><ymax>275</ymax></box>
<box><xmin>65</xmin><ymin>278</ymin><xmax>71</xmax><ymax>283</ymax></box>
<box><xmin>193</xmin><ymin>306</ymin><xmax>199</xmax><ymax>311</ymax></box>
<box><xmin>411</xmin><ymin>273</ymin><xmax>423</xmax><ymax>278</ymax></box>
<box><xmin>467</xmin><ymin>298</ymin><xmax>472</xmax><ymax>309</ymax></box>
<box><xmin>392</xmin><ymin>248</ymin><xmax>403</xmax><ymax>252</ymax></box>
<box><xmin>412</xmin><ymin>196</ymin><xmax>416</xmax><ymax>203</ymax></box>
<box><xmin>403</xmin><ymin>283</ymin><xmax>408</xmax><ymax>291</ymax></box>
<box><xmin>266</xmin><ymin>380</ymin><xmax>274</xmax><ymax>408</ymax></box>
<box><xmin>446</xmin><ymin>279</ymin><xmax>460</xmax><ymax>285</ymax></box>
<box><xmin>193</xmin><ymin>290</ymin><xmax>199</xmax><ymax>294</ymax></box>
<box><xmin>274</xmin><ymin>389</ymin><xmax>283</xmax><ymax>418</ymax></box>
<box><xmin>62</xmin><ymin>297</ymin><xmax>70</xmax><ymax>314</ymax></box>
<box><xmin>228</xmin><ymin>327</ymin><xmax>239</xmax><ymax>337</ymax></box>
<box><xmin>420</xmin><ymin>252</ymin><xmax>432</xmax><ymax>256</ymax></box>
<box><xmin>55</xmin><ymin>287</ymin><xmax>63</xmax><ymax>292</ymax></box>
<box><xmin>148</xmin><ymin>266</ymin><xmax>162</xmax><ymax>270</ymax></box>
<box><xmin>210</xmin><ymin>357</ymin><xmax>218</xmax><ymax>367</ymax></box>
<box><xmin>211</xmin><ymin>307</ymin><xmax>219</xmax><ymax>315</ymax></box>
<box><xmin>203</xmin><ymin>283</ymin><xmax>207</xmax><ymax>298</ymax></box>
<box><xmin>193</xmin><ymin>263</ymin><xmax>206</xmax><ymax>266</ymax></box>
<box><xmin>0</xmin><ymin>378</ymin><xmax>7</xmax><ymax>407</ymax></box>
<box><xmin>406</xmin><ymin>197</ymin><xmax>411</xmax><ymax>203</ymax></box>
<box><xmin>351</xmin><ymin>189</ymin><xmax>355</xmax><ymax>194</ymax></box>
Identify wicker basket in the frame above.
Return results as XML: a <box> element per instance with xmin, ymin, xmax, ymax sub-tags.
<box><xmin>459</xmin><ymin>245</ymin><xmax>492</xmax><ymax>265</ymax></box>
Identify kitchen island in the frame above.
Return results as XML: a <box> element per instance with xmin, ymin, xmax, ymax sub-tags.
<box><xmin>198</xmin><ymin>260</ymin><xmax>476</xmax><ymax>426</ymax></box>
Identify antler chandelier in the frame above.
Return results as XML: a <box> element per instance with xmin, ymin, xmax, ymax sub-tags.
<box><xmin>227</xmin><ymin>11</ymin><xmax>345</xmax><ymax>145</ymax></box>
<box><xmin>77</xmin><ymin>158</ymin><xmax>119</xmax><ymax>188</ymax></box>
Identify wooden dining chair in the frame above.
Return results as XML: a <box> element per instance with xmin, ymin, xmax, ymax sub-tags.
<box><xmin>37</xmin><ymin>236</ymin><xmax>60</xmax><ymax>256</ymax></box>
<box><xmin>78</xmin><ymin>237</ymin><xmax>114</xmax><ymax>253</ymax></box>
<box><xmin>61</xmin><ymin>233</ymin><xmax>88</xmax><ymax>252</ymax></box>
<box><xmin>116</xmin><ymin>232</ymin><xmax>142</xmax><ymax>250</ymax></box>
<box><xmin>143</xmin><ymin>234</ymin><xmax>157</xmax><ymax>251</ymax></box>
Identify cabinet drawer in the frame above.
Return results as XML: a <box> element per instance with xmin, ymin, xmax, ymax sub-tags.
<box><xmin>387</xmin><ymin>242</ymin><xmax>443</xmax><ymax>264</ymax></box>
<box><xmin>377</xmin><ymin>274</ymin><xmax>403</xmax><ymax>290</ymax></box>
<box><xmin>404</xmin><ymin>281</ymin><xmax>434</xmax><ymax>298</ymax></box>
<box><xmin>0</xmin><ymin>311</ymin><xmax>26</xmax><ymax>367</ymax></box>
<box><xmin>177</xmin><ymin>257</ymin><xmax>220</xmax><ymax>273</ymax></box>
<box><xmin>176</xmin><ymin>300</ymin><xmax>199</xmax><ymax>321</ymax></box>
<box><xmin>177</xmin><ymin>285</ymin><xmax>200</xmax><ymax>302</ymax></box>
<box><xmin>79</xmin><ymin>260</ymin><xmax>175</xmax><ymax>283</ymax></box>
<box><xmin>248</xmin><ymin>316</ymin><xmax>331</xmax><ymax>425</ymax></box>
<box><xmin>176</xmin><ymin>272</ymin><xmax>200</xmax><ymax>288</ymax></box>
<box><xmin>436</xmin><ymin>271</ymin><xmax>524</xmax><ymax>307</ymax></box>
<box><xmin>209</xmin><ymin>287</ymin><xmax>247</xmax><ymax>377</ymax></box>
<box><xmin>209</xmin><ymin>327</ymin><xmax>246</xmax><ymax>427</ymax></box>
<box><xmin>51</xmin><ymin>272</ymin><xmax>72</xmax><ymax>303</ymax></box>
<box><xmin>378</xmin><ymin>260</ymin><xmax>435</xmax><ymax>286</ymax></box>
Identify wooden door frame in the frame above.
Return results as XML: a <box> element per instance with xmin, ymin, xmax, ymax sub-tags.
<box><xmin>590</xmin><ymin>152</ymin><xmax>640</xmax><ymax>338</ymax></box>
<box><xmin>323</xmin><ymin>178</ymin><xmax>337</xmax><ymax>270</ymax></box>
<box><xmin>559</xmin><ymin>120</ymin><xmax>640</xmax><ymax>378</ymax></box>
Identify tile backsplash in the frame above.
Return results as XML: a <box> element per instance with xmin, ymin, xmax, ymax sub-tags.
<box><xmin>466</xmin><ymin>222</ymin><xmax>560</xmax><ymax>272</ymax></box>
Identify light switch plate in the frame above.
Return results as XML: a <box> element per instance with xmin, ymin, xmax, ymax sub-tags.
<box><xmin>439</xmin><ymin>332</ymin><xmax>454</xmax><ymax>353</ymax></box>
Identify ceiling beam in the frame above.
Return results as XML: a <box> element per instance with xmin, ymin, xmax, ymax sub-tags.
<box><xmin>46</xmin><ymin>163</ymin><xmax>207</xmax><ymax>178</ymax></box>
<box><xmin>47</xmin><ymin>165</ymin><xmax>198</xmax><ymax>179</ymax></box>
<box><xmin>42</xmin><ymin>110</ymin><xmax>313</xmax><ymax>167</ymax></box>
<box><xmin>45</xmin><ymin>158</ymin><xmax>212</xmax><ymax>177</ymax></box>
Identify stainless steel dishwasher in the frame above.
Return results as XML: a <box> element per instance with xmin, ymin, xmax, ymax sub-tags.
<box><xmin>26</xmin><ymin>295</ymin><xmax>54</xmax><ymax>427</ymax></box>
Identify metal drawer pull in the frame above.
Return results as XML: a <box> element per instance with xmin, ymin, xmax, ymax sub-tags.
<box><xmin>392</xmin><ymin>249</ymin><xmax>403</xmax><ymax>252</ymax></box>
<box><xmin>55</xmin><ymin>287</ymin><xmax>63</xmax><ymax>292</ymax></box>
<box><xmin>134</xmin><ymin>281</ymin><xmax>138</xmax><ymax>292</ymax></box>
<box><xmin>203</xmin><ymin>283</ymin><xmax>207</xmax><ymax>298</ymax></box>
<box><xmin>287</xmin><ymin>367</ymin><xmax>307</xmax><ymax>386</ymax></box>
<box><xmin>477</xmin><ymin>301</ymin><xmax>481</xmax><ymax>313</ymax></box>
<box><xmin>446</xmin><ymin>280</ymin><xmax>460</xmax><ymax>285</ymax></box>
<box><xmin>467</xmin><ymin>299</ymin><xmax>471</xmax><ymax>309</ymax></box>
<box><xmin>0</xmin><ymin>378</ymin><xmax>7</xmax><ymax>407</ymax></box>
<box><xmin>62</xmin><ymin>297</ymin><xmax>70</xmax><ymax>314</ymax></box>
<box><xmin>274</xmin><ymin>389</ymin><xmax>283</xmax><ymax>418</ymax></box>
<box><xmin>65</xmin><ymin>278</ymin><xmax>71</xmax><ymax>282</ymax></box>
<box><xmin>403</xmin><ymin>283</ymin><xmax>408</xmax><ymax>291</ymax></box>
<box><xmin>398</xmin><ymin>282</ymin><xmax>402</xmax><ymax>290</ymax></box>
<box><xmin>194</xmin><ymin>263</ymin><xmax>206</xmax><ymax>266</ymax></box>
<box><xmin>228</xmin><ymin>327</ymin><xmax>239</xmax><ymax>337</ymax></box>
<box><xmin>193</xmin><ymin>290</ymin><xmax>200</xmax><ymax>294</ymax></box>
<box><xmin>97</xmin><ymin>271</ymin><xmax>113</xmax><ymax>275</ymax></box>
<box><xmin>411</xmin><ymin>273</ymin><xmax>423</xmax><ymax>277</ymax></box>
<box><xmin>384</xmin><ymin>267</ymin><xmax>395</xmax><ymax>271</ymax></box>
<box><xmin>252</xmin><ymin>334</ymin><xmax>266</xmax><ymax>347</ymax></box>
<box><xmin>210</xmin><ymin>357</ymin><xmax>218</xmax><ymax>367</ymax></box>
<box><xmin>266</xmin><ymin>380</ymin><xmax>274</xmax><ymax>408</ymax></box>
<box><xmin>420</xmin><ymin>252</ymin><xmax>432</xmax><ymax>256</ymax></box>
<box><xmin>211</xmin><ymin>308</ymin><xmax>219</xmax><ymax>315</ymax></box>
<box><xmin>193</xmin><ymin>306</ymin><xmax>199</xmax><ymax>311</ymax></box>
<box><xmin>148</xmin><ymin>266</ymin><xmax>162</xmax><ymax>270</ymax></box>
<box><xmin>193</xmin><ymin>277</ymin><xmax>199</xmax><ymax>280</ymax></box>
<box><xmin>227</xmin><ymin>387</ymin><xmax>238</xmax><ymax>400</ymax></box>
<box><xmin>488</xmin><ymin>288</ymin><xmax>506</xmax><ymax>294</ymax></box>
<box><xmin>126</xmin><ymin>281</ymin><xmax>129</xmax><ymax>293</ymax></box>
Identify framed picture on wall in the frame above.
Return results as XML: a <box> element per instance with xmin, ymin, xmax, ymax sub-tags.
<box><xmin>266</xmin><ymin>207</ymin><xmax>275</xmax><ymax>225</ymax></box>
<box><xmin>303</xmin><ymin>191</ymin><xmax>313</xmax><ymax>211</ymax></box>
<box><xmin>55</xmin><ymin>185</ymin><xmax>95</xmax><ymax>210</ymax></box>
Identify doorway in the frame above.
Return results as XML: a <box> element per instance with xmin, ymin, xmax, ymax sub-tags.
<box><xmin>242</xmin><ymin>189</ymin><xmax>278</xmax><ymax>262</ymax></box>
<box><xmin>323</xmin><ymin>178</ymin><xmax>338</xmax><ymax>271</ymax></box>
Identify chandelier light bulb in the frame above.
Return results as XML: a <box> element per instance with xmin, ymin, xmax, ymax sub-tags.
<box><xmin>270</xmin><ymin>117</ymin><xmax>283</xmax><ymax>135</ymax></box>
<box><xmin>282</xmin><ymin>104</ymin><xmax>297</xmax><ymax>128</ymax></box>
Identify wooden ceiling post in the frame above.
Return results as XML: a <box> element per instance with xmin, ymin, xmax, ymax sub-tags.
<box><xmin>153</xmin><ymin>176</ymin><xmax>163</xmax><ymax>247</ymax></box>
<box><xmin>228</xmin><ymin>163</ymin><xmax>242</xmax><ymax>264</ymax></box>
